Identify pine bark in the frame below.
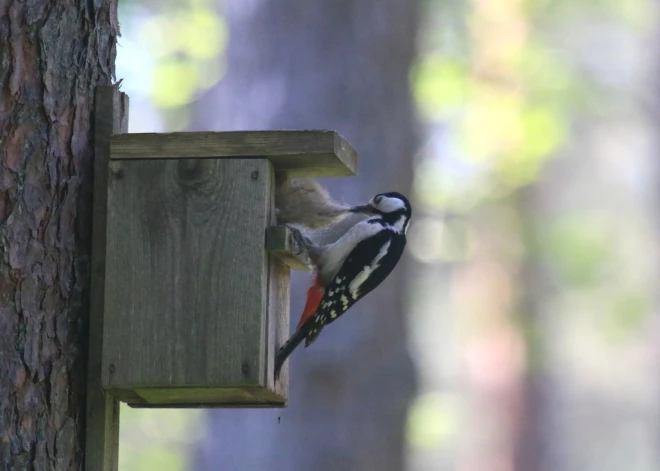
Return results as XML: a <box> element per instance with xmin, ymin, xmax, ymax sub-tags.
<box><xmin>0</xmin><ymin>1</ymin><xmax>118</xmax><ymax>469</ymax></box>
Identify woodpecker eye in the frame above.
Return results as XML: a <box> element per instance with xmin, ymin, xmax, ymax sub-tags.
<box><xmin>374</xmin><ymin>195</ymin><xmax>383</xmax><ymax>205</ymax></box>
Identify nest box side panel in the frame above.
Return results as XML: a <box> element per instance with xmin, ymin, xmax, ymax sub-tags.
<box><xmin>102</xmin><ymin>158</ymin><xmax>272</xmax><ymax>395</ymax></box>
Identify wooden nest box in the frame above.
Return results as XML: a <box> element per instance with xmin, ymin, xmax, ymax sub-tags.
<box><xmin>91</xmin><ymin>87</ymin><xmax>357</xmax><ymax>409</ymax></box>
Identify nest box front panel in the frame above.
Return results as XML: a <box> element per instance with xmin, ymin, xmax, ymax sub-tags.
<box><xmin>102</xmin><ymin>158</ymin><xmax>273</xmax><ymax>399</ymax></box>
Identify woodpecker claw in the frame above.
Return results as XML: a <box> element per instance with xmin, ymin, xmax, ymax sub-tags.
<box><xmin>288</xmin><ymin>227</ymin><xmax>313</xmax><ymax>255</ymax></box>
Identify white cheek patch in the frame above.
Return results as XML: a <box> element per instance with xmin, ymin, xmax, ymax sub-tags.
<box><xmin>348</xmin><ymin>240</ymin><xmax>391</xmax><ymax>298</ymax></box>
<box><xmin>376</xmin><ymin>196</ymin><xmax>406</xmax><ymax>213</ymax></box>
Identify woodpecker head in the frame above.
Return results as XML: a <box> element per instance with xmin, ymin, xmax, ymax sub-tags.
<box><xmin>350</xmin><ymin>192</ymin><xmax>412</xmax><ymax>233</ymax></box>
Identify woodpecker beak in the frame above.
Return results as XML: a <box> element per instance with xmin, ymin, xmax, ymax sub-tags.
<box><xmin>349</xmin><ymin>204</ymin><xmax>376</xmax><ymax>215</ymax></box>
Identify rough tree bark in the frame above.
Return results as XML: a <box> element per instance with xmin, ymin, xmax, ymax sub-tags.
<box><xmin>0</xmin><ymin>1</ymin><xmax>118</xmax><ymax>469</ymax></box>
<box><xmin>192</xmin><ymin>1</ymin><xmax>419</xmax><ymax>470</ymax></box>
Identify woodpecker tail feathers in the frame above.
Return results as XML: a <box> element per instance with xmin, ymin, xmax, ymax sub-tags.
<box><xmin>274</xmin><ymin>276</ymin><xmax>325</xmax><ymax>379</ymax></box>
<box><xmin>274</xmin><ymin>327</ymin><xmax>306</xmax><ymax>379</ymax></box>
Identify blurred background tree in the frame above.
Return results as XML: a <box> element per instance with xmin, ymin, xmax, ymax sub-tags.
<box><xmin>115</xmin><ymin>0</ymin><xmax>660</xmax><ymax>470</ymax></box>
<box><xmin>191</xmin><ymin>1</ymin><xmax>418</xmax><ymax>470</ymax></box>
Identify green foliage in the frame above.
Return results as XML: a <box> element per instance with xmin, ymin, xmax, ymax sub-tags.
<box><xmin>119</xmin><ymin>404</ymin><xmax>203</xmax><ymax>471</ymax></box>
<box><xmin>151</xmin><ymin>58</ymin><xmax>200</xmax><ymax>109</ymax></box>
<box><xmin>117</xmin><ymin>2</ymin><xmax>227</xmax><ymax>116</ymax></box>
<box><xmin>524</xmin><ymin>0</ymin><xmax>652</xmax><ymax>28</ymax></box>
<box><xmin>408</xmin><ymin>1</ymin><xmax>642</xmax><ymax>210</ymax></box>
<box><xmin>498</xmin><ymin>104</ymin><xmax>567</xmax><ymax>187</ymax></box>
<box><xmin>411</xmin><ymin>56</ymin><xmax>469</xmax><ymax>118</ymax></box>
<box><xmin>406</xmin><ymin>392</ymin><xmax>460</xmax><ymax>449</ymax></box>
<box><xmin>124</xmin><ymin>449</ymin><xmax>185</xmax><ymax>471</ymax></box>
<box><xmin>140</xmin><ymin>7</ymin><xmax>227</xmax><ymax>109</ymax></box>
<box><xmin>541</xmin><ymin>215</ymin><xmax>612</xmax><ymax>286</ymax></box>
<box><xmin>601</xmin><ymin>291</ymin><xmax>650</xmax><ymax>342</ymax></box>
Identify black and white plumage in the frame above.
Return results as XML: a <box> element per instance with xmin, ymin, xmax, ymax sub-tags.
<box><xmin>275</xmin><ymin>192</ymin><xmax>411</xmax><ymax>378</ymax></box>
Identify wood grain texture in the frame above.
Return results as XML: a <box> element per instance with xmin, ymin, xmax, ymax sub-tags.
<box><xmin>109</xmin><ymin>130</ymin><xmax>358</xmax><ymax>177</ymax></box>
<box><xmin>102</xmin><ymin>158</ymin><xmax>287</xmax><ymax>405</ymax></box>
<box><xmin>124</xmin><ymin>386</ymin><xmax>286</xmax><ymax>408</ymax></box>
<box><xmin>266</xmin><ymin>180</ymin><xmax>290</xmax><ymax>402</ymax></box>
<box><xmin>265</xmin><ymin>226</ymin><xmax>312</xmax><ymax>270</ymax></box>
<box><xmin>266</xmin><ymin>257</ymin><xmax>290</xmax><ymax>402</ymax></box>
<box><xmin>87</xmin><ymin>85</ymin><xmax>128</xmax><ymax>471</ymax></box>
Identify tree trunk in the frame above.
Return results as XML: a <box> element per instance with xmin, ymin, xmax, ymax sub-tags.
<box><xmin>0</xmin><ymin>1</ymin><xmax>118</xmax><ymax>469</ymax></box>
<box><xmin>513</xmin><ymin>187</ymin><xmax>557</xmax><ymax>471</ymax></box>
<box><xmin>192</xmin><ymin>1</ymin><xmax>418</xmax><ymax>470</ymax></box>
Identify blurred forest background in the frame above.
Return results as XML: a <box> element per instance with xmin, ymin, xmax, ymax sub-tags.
<box><xmin>115</xmin><ymin>0</ymin><xmax>660</xmax><ymax>470</ymax></box>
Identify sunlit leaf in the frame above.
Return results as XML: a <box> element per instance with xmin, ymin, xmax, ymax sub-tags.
<box><xmin>497</xmin><ymin>104</ymin><xmax>565</xmax><ymax>186</ymax></box>
<box><xmin>138</xmin><ymin>8</ymin><xmax>227</xmax><ymax>110</ymax></box>
<box><xmin>520</xmin><ymin>105</ymin><xmax>565</xmax><ymax>159</ymax></box>
<box><xmin>182</xmin><ymin>8</ymin><xmax>227</xmax><ymax>60</ymax></box>
<box><xmin>151</xmin><ymin>59</ymin><xmax>199</xmax><ymax>109</ymax></box>
<box><xmin>461</xmin><ymin>87</ymin><xmax>524</xmax><ymax>163</ymax></box>
<box><xmin>133</xmin><ymin>449</ymin><xmax>184</xmax><ymax>471</ymax></box>
<box><xmin>411</xmin><ymin>56</ymin><xmax>468</xmax><ymax>118</ymax></box>
<box><xmin>406</xmin><ymin>393</ymin><xmax>460</xmax><ymax>450</ymax></box>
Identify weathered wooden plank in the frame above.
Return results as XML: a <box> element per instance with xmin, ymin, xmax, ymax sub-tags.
<box><xmin>102</xmin><ymin>159</ymin><xmax>272</xmax><ymax>393</ymax></box>
<box><xmin>122</xmin><ymin>386</ymin><xmax>287</xmax><ymax>408</ymax></box>
<box><xmin>109</xmin><ymin>130</ymin><xmax>358</xmax><ymax>177</ymax></box>
<box><xmin>266</xmin><ymin>257</ymin><xmax>289</xmax><ymax>404</ymax></box>
<box><xmin>265</xmin><ymin>226</ymin><xmax>312</xmax><ymax>270</ymax></box>
<box><xmin>117</xmin><ymin>174</ymin><xmax>290</xmax><ymax>408</ymax></box>
<box><xmin>266</xmin><ymin>176</ymin><xmax>290</xmax><ymax>402</ymax></box>
<box><xmin>87</xmin><ymin>85</ymin><xmax>128</xmax><ymax>471</ymax></box>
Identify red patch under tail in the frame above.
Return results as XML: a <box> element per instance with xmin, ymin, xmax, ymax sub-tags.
<box><xmin>296</xmin><ymin>277</ymin><xmax>324</xmax><ymax>330</ymax></box>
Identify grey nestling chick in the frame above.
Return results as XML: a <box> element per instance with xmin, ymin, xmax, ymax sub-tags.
<box><xmin>275</xmin><ymin>178</ymin><xmax>351</xmax><ymax>230</ymax></box>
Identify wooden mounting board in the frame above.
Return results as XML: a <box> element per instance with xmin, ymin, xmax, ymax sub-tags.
<box><xmin>109</xmin><ymin>130</ymin><xmax>357</xmax><ymax>177</ymax></box>
<box><xmin>87</xmin><ymin>85</ymin><xmax>128</xmax><ymax>471</ymax></box>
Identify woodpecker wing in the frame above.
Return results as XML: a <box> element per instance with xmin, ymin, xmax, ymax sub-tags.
<box><xmin>304</xmin><ymin>228</ymin><xmax>406</xmax><ymax>346</ymax></box>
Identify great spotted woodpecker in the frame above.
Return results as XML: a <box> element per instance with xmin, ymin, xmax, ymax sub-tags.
<box><xmin>275</xmin><ymin>192</ymin><xmax>412</xmax><ymax>378</ymax></box>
